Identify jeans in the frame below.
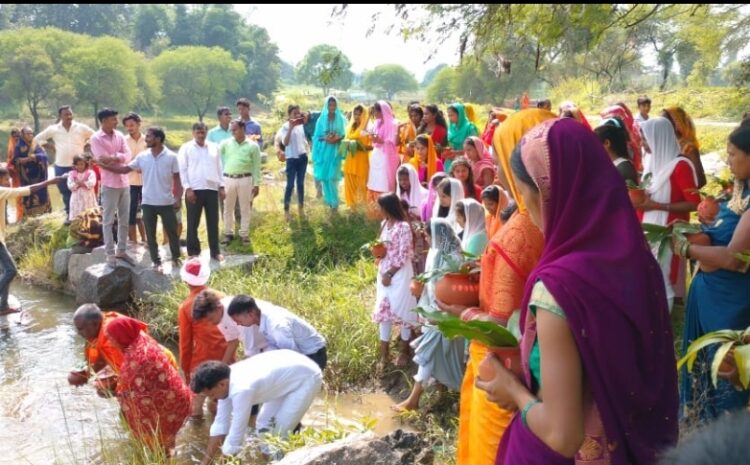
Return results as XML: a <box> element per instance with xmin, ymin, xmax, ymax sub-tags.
<box><xmin>186</xmin><ymin>190</ymin><xmax>220</xmax><ymax>257</ymax></box>
<box><xmin>0</xmin><ymin>242</ymin><xmax>17</xmax><ymax>310</ymax></box>
<box><xmin>142</xmin><ymin>204</ymin><xmax>181</xmax><ymax>265</ymax></box>
<box><xmin>101</xmin><ymin>186</ymin><xmax>130</xmax><ymax>256</ymax></box>
<box><xmin>55</xmin><ymin>166</ymin><xmax>73</xmax><ymax>216</ymax></box>
<box><xmin>284</xmin><ymin>154</ymin><xmax>307</xmax><ymax>210</ymax></box>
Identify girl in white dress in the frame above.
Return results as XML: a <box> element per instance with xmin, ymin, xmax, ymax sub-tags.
<box><xmin>66</xmin><ymin>155</ymin><xmax>98</xmax><ymax>220</ymax></box>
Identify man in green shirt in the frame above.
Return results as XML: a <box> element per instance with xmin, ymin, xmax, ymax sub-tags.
<box><xmin>220</xmin><ymin>119</ymin><xmax>260</xmax><ymax>245</ymax></box>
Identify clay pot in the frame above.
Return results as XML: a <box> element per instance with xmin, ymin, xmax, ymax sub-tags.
<box><xmin>697</xmin><ymin>197</ymin><xmax>720</xmax><ymax>221</ymax></box>
<box><xmin>371</xmin><ymin>243</ymin><xmax>387</xmax><ymax>259</ymax></box>
<box><xmin>478</xmin><ymin>346</ymin><xmax>522</xmax><ymax>381</ymax></box>
<box><xmin>628</xmin><ymin>188</ymin><xmax>646</xmax><ymax>207</ymax></box>
<box><xmin>435</xmin><ymin>272</ymin><xmax>480</xmax><ymax>307</ymax></box>
<box><xmin>410</xmin><ymin>279</ymin><xmax>425</xmax><ymax>298</ymax></box>
<box><xmin>685</xmin><ymin>233</ymin><xmax>711</xmax><ymax>246</ymax></box>
<box><xmin>67</xmin><ymin>370</ymin><xmax>89</xmax><ymax>386</ymax></box>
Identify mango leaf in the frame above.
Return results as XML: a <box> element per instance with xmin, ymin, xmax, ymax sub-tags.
<box><xmin>415</xmin><ymin>307</ymin><xmax>518</xmax><ymax>347</ymax></box>
<box><xmin>734</xmin><ymin>251</ymin><xmax>750</xmax><ymax>265</ymax></box>
<box><xmin>734</xmin><ymin>344</ymin><xmax>750</xmax><ymax>389</ymax></box>
<box><xmin>711</xmin><ymin>340</ymin><xmax>736</xmax><ymax>388</ymax></box>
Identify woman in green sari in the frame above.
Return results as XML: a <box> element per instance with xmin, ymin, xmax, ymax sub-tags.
<box><xmin>446</xmin><ymin>103</ymin><xmax>478</xmax><ymax>173</ymax></box>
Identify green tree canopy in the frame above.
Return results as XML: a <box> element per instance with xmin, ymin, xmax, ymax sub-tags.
<box><xmin>151</xmin><ymin>46</ymin><xmax>245</xmax><ymax>121</ymax></box>
<box><xmin>422</xmin><ymin>63</ymin><xmax>448</xmax><ymax>87</ymax></box>
<box><xmin>296</xmin><ymin>44</ymin><xmax>354</xmax><ymax>96</ymax></box>
<box><xmin>63</xmin><ymin>36</ymin><xmax>140</xmax><ymax>125</ymax></box>
<box><xmin>363</xmin><ymin>64</ymin><xmax>418</xmax><ymax>100</ymax></box>
<box><xmin>426</xmin><ymin>66</ymin><xmax>457</xmax><ymax>103</ymax></box>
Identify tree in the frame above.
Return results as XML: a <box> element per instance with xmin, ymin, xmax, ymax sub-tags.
<box><xmin>426</xmin><ymin>66</ymin><xmax>457</xmax><ymax>103</ymax></box>
<box><xmin>233</xmin><ymin>24</ymin><xmax>281</xmax><ymax>101</ymax></box>
<box><xmin>280</xmin><ymin>60</ymin><xmax>296</xmax><ymax>84</ymax></box>
<box><xmin>296</xmin><ymin>44</ymin><xmax>353</xmax><ymax>96</ymax></box>
<box><xmin>151</xmin><ymin>46</ymin><xmax>245</xmax><ymax>121</ymax></box>
<box><xmin>363</xmin><ymin>64</ymin><xmax>418</xmax><ymax>100</ymax></box>
<box><xmin>63</xmin><ymin>36</ymin><xmax>139</xmax><ymax>126</ymax></box>
<box><xmin>23</xmin><ymin>4</ymin><xmax>133</xmax><ymax>37</ymax></box>
<box><xmin>132</xmin><ymin>4</ymin><xmax>173</xmax><ymax>51</ymax></box>
<box><xmin>0</xmin><ymin>28</ymin><xmax>84</xmax><ymax>131</ymax></box>
<box><xmin>422</xmin><ymin>63</ymin><xmax>448</xmax><ymax>87</ymax></box>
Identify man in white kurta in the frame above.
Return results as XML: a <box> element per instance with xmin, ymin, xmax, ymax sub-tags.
<box><xmin>191</xmin><ymin>350</ymin><xmax>323</xmax><ymax>463</ymax></box>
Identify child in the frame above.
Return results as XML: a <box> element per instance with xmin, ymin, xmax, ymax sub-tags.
<box><xmin>0</xmin><ymin>166</ymin><xmax>64</xmax><ymax>314</ymax></box>
<box><xmin>67</xmin><ymin>155</ymin><xmax>98</xmax><ymax>220</ymax></box>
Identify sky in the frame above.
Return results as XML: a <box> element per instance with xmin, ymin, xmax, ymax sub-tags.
<box><xmin>234</xmin><ymin>4</ymin><xmax>461</xmax><ymax>82</ymax></box>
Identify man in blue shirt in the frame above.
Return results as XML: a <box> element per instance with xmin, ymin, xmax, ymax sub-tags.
<box><xmin>236</xmin><ymin>98</ymin><xmax>263</xmax><ymax>149</ymax></box>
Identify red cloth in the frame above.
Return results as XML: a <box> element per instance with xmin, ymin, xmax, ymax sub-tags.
<box><xmin>106</xmin><ymin>316</ymin><xmax>149</xmax><ymax>348</ymax></box>
<box><xmin>431</xmin><ymin>125</ymin><xmax>447</xmax><ymax>147</ymax></box>
<box><xmin>90</xmin><ymin>163</ymin><xmax>102</xmax><ymax>196</ymax></box>
<box><xmin>85</xmin><ymin>311</ymin><xmax>138</xmax><ymax>374</ymax></box>
<box><xmin>117</xmin><ymin>332</ymin><xmax>191</xmax><ymax>451</ymax></box>
<box><xmin>178</xmin><ymin>287</ymin><xmax>229</xmax><ymax>381</ymax></box>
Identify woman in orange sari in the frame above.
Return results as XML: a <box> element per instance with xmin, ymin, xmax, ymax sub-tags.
<box><xmin>107</xmin><ymin>317</ymin><xmax>191</xmax><ymax>453</ymax></box>
<box><xmin>437</xmin><ymin>108</ymin><xmax>556</xmax><ymax>465</ymax></box>
<box><xmin>662</xmin><ymin>106</ymin><xmax>707</xmax><ymax>188</ymax></box>
<box><xmin>5</xmin><ymin>129</ymin><xmax>22</xmax><ymax>221</ymax></box>
<box><xmin>399</xmin><ymin>104</ymin><xmax>423</xmax><ymax>164</ymax></box>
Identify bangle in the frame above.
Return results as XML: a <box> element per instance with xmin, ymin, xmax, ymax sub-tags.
<box><xmin>521</xmin><ymin>399</ymin><xmax>540</xmax><ymax>428</ymax></box>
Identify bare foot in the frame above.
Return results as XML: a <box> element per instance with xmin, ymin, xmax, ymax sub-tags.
<box><xmin>391</xmin><ymin>399</ymin><xmax>418</xmax><ymax>413</ymax></box>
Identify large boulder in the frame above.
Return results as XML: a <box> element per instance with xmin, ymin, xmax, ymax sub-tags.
<box><xmin>276</xmin><ymin>430</ymin><xmax>433</xmax><ymax>465</ymax></box>
<box><xmin>76</xmin><ymin>263</ymin><xmax>133</xmax><ymax>307</ymax></box>
<box><xmin>132</xmin><ymin>266</ymin><xmax>174</xmax><ymax>299</ymax></box>
<box><xmin>53</xmin><ymin>249</ymin><xmax>72</xmax><ymax>278</ymax></box>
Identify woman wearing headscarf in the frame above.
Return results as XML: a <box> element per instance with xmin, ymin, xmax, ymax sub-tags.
<box><xmin>420</xmin><ymin>172</ymin><xmax>447</xmax><ymax>223</ymax></box>
<box><xmin>677</xmin><ymin>124</ymin><xmax>750</xmax><ymax>423</ymax></box>
<box><xmin>432</xmin><ymin>177</ymin><xmax>465</xmax><ymax>232</ymax></box>
<box><xmin>392</xmin><ymin>218</ymin><xmax>466</xmax><ymax>412</ymax></box>
<box><xmin>13</xmin><ymin>126</ymin><xmax>51</xmax><ymax>218</ymax></box>
<box><xmin>5</xmin><ymin>128</ymin><xmax>23</xmax><ymax>222</ymax></box>
<box><xmin>312</xmin><ymin>96</ymin><xmax>347</xmax><ymax>210</ymax></box>
<box><xmin>478</xmin><ymin>117</ymin><xmax>678</xmax><ymax>465</ymax></box>
<box><xmin>399</xmin><ymin>104</ymin><xmax>423</xmax><ymax>163</ymax></box>
<box><xmin>662</xmin><ymin>106</ymin><xmax>707</xmax><ymax>188</ymax></box>
<box><xmin>410</xmin><ymin>134</ymin><xmax>444</xmax><ymax>185</ymax></box>
<box><xmin>558</xmin><ymin>101</ymin><xmax>592</xmax><ymax>131</ymax></box>
<box><xmin>397</xmin><ymin>163</ymin><xmax>427</xmax><ymax>218</ymax></box>
<box><xmin>367</xmin><ymin>101</ymin><xmax>400</xmax><ymax>216</ymax></box>
<box><xmin>446</xmin><ymin>103</ymin><xmax>479</xmax><ymax>173</ymax></box>
<box><xmin>464</xmin><ymin>136</ymin><xmax>497</xmax><ymax>189</ymax></box>
<box><xmin>481</xmin><ymin>185</ymin><xmax>510</xmax><ymax>239</ymax></box>
<box><xmin>639</xmin><ymin>117</ymin><xmax>700</xmax><ymax>310</ymax></box>
<box><xmin>464</xmin><ymin>104</ymin><xmax>479</xmax><ymax>126</ymax></box>
<box><xmin>594</xmin><ymin>119</ymin><xmax>638</xmax><ymax>186</ymax></box>
<box><xmin>439</xmin><ymin>109</ymin><xmax>553</xmax><ymax>465</ymax></box>
<box><xmin>342</xmin><ymin>104</ymin><xmax>372</xmax><ymax>208</ymax></box>
<box><xmin>455</xmin><ymin>198</ymin><xmax>488</xmax><ymax>257</ymax></box>
<box><xmin>107</xmin><ymin>317</ymin><xmax>192</xmax><ymax>453</ymax></box>
<box><xmin>601</xmin><ymin>104</ymin><xmax>643</xmax><ymax>172</ymax></box>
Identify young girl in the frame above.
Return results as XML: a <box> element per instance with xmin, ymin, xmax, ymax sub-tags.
<box><xmin>450</xmin><ymin>156</ymin><xmax>482</xmax><ymax>200</ymax></box>
<box><xmin>420</xmin><ymin>172</ymin><xmax>447</xmax><ymax>222</ymax></box>
<box><xmin>432</xmin><ymin>177</ymin><xmax>465</xmax><ymax>231</ymax></box>
<box><xmin>464</xmin><ymin>136</ymin><xmax>496</xmax><ymax>189</ymax></box>
<box><xmin>67</xmin><ymin>155</ymin><xmax>98</xmax><ymax>220</ymax></box>
<box><xmin>373</xmin><ymin>193</ymin><xmax>418</xmax><ymax>369</ymax></box>
<box><xmin>455</xmin><ymin>198</ymin><xmax>488</xmax><ymax>257</ymax></box>
<box><xmin>397</xmin><ymin>164</ymin><xmax>427</xmax><ymax>219</ymax></box>
<box><xmin>392</xmin><ymin>218</ymin><xmax>466</xmax><ymax>412</ymax></box>
<box><xmin>411</xmin><ymin>134</ymin><xmax>445</xmax><ymax>185</ymax></box>
<box><xmin>481</xmin><ymin>185</ymin><xmax>510</xmax><ymax>238</ymax></box>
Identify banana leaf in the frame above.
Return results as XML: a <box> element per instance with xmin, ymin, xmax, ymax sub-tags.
<box><xmin>415</xmin><ymin>307</ymin><xmax>518</xmax><ymax>347</ymax></box>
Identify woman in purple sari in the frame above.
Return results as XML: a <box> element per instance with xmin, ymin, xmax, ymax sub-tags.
<box><xmin>476</xmin><ymin>118</ymin><xmax>679</xmax><ymax>465</ymax></box>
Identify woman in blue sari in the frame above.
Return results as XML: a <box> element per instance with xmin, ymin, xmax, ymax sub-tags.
<box><xmin>312</xmin><ymin>96</ymin><xmax>346</xmax><ymax>210</ymax></box>
<box><xmin>446</xmin><ymin>103</ymin><xmax>478</xmax><ymax>173</ymax></box>
<box><xmin>677</xmin><ymin>124</ymin><xmax>750</xmax><ymax>424</ymax></box>
<box><xmin>13</xmin><ymin>126</ymin><xmax>51</xmax><ymax>218</ymax></box>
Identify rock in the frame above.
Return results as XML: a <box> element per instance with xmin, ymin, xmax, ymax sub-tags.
<box><xmin>68</xmin><ymin>252</ymin><xmax>99</xmax><ymax>289</ymax></box>
<box><xmin>76</xmin><ymin>263</ymin><xmax>133</xmax><ymax>307</ymax></box>
<box><xmin>132</xmin><ymin>267</ymin><xmax>174</xmax><ymax>299</ymax></box>
<box><xmin>275</xmin><ymin>430</ymin><xmax>433</xmax><ymax>465</ymax></box>
<box><xmin>53</xmin><ymin>249</ymin><xmax>72</xmax><ymax>278</ymax></box>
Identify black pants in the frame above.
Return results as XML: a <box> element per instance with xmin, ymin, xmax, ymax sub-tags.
<box><xmin>129</xmin><ymin>185</ymin><xmax>142</xmax><ymax>225</ymax></box>
<box><xmin>306</xmin><ymin>346</ymin><xmax>328</xmax><ymax>370</ymax></box>
<box><xmin>142</xmin><ymin>205</ymin><xmax>180</xmax><ymax>265</ymax></box>
<box><xmin>186</xmin><ymin>189</ymin><xmax>220</xmax><ymax>257</ymax></box>
<box><xmin>0</xmin><ymin>242</ymin><xmax>17</xmax><ymax>310</ymax></box>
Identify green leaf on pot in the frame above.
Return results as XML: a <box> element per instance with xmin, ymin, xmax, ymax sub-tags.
<box><xmin>415</xmin><ymin>307</ymin><xmax>518</xmax><ymax>347</ymax></box>
<box><xmin>677</xmin><ymin>329</ymin><xmax>742</xmax><ymax>371</ymax></box>
<box><xmin>711</xmin><ymin>340</ymin><xmax>736</xmax><ymax>388</ymax></box>
<box><xmin>734</xmin><ymin>251</ymin><xmax>750</xmax><ymax>265</ymax></box>
<box><xmin>734</xmin><ymin>344</ymin><xmax>750</xmax><ymax>389</ymax></box>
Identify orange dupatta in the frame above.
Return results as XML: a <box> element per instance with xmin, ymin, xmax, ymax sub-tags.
<box><xmin>410</xmin><ymin>134</ymin><xmax>439</xmax><ymax>182</ymax></box>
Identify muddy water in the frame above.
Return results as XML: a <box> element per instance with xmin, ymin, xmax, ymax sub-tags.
<box><xmin>0</xmin><ymin>283</ymin><xmax>409</xmax><ymax>465</ymax></box>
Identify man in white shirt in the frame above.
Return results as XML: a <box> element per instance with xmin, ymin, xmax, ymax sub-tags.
<box><xmin>226</xmin><ymin>295</ymin><xmax>327</xmax><ymax>370</ymax></box>
<box><xmin>34</xmin><ymin>105</ymin><xmax>95</xmax><ymax>221</ymax></box>
<box><xmin>190</xmin><ymin>350</ymin><xmax>322</xmax><ymax>464</ymax></box>
<box><xmin>275</xmin><ymin>104</ymin><xmax>310</xmax><ymax>220</ymax></box>
<box><xmin>179</xmin><ymin>122</ymin><xmax>226</xmax><ymax>261</ymax></box>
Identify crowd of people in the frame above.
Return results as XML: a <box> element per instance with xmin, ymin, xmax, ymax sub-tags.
<box><xmin>1</xmin><ymin>90</ymin><xmax>748</xmax><ymax>464</ymax></box>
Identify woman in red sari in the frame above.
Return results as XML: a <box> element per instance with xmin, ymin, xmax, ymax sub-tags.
<box><xmin>106</xmin><ymin>317</ymin><xmax>191</xmax><ymax>453</ymax></box>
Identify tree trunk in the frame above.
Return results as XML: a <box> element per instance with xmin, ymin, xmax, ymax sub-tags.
<box><xmin>31</xmin><ymin>100</ymin><xmax>40</xmax><ymax>134</ymax></box>
<box><xmin>93</xmin><ymin>102</ymin><xmax>99</xmax><ymax>129</ymax></box>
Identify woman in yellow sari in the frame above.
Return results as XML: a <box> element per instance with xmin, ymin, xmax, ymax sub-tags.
<box><xmin>661</xmin><ymin>106</ymin><xmax>707</xmax><ymax>188</ymax></box>
<box><xmin>409</xmin><ymin>134</ymin><xmax>444</xmax><ymax>185</ymax></box>
<box><xmin>438</xmin><ymin>108</ymin><xmax>556</xmax><ymax>465</ymax></box>
<box><xmin>399</xmin><ymin>104</ymin><xmax>423</xmax><ymax>164</ymax></box>
<box><xmin>342</xmin><ymin>104</ymin><xmax>372</xmax><ymax>208</ymax></box>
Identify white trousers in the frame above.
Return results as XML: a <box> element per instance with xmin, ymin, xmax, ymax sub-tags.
<box><xmin>256</xmin><ymin>372</ymin><xmax>322</xmax><ymax>437</ymax></box>
<box><xmin>223</xmin><ymin>175</ymin><xmax>254</xmax><ymax>239</ymax></box>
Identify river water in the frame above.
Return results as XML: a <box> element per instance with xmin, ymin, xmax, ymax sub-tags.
<box><xmin>0</xmin><ymin>283</ymin><xmax>409</xmax><ymax>465</ymax></box>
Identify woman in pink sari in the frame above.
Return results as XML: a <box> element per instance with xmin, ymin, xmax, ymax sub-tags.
<box><xmin>464</xmin><ymin>136</ymin><xmax>496</xmax><ymax>189</ymax></box>
<box><xmin>367</xmin><ymin>101</ymin><xmax>400</xmax><ymax>218</ymax></box>
<box><xmin>477</xmin><ymin>118</ymin><xmax>678</xmax><ymax>465</ymax></box>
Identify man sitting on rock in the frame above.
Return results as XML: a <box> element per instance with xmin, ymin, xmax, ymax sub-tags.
<box><xmin>191</xmin><ymin>350</ymin><xmax>323</xmax><ymax>464</ymax></box>
<box><xmin>227</xmin><ymin>295</ymin><xmax>328</xmax><ymax>370</ymax></box>
<box><xmin>69</xmin><ymin>303</ymin><xmax>176</xmax><ymax>396</ymax></box>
